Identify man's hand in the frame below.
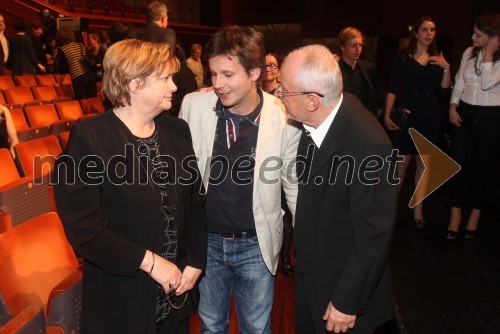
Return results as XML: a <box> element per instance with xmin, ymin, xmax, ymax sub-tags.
<box><xmin>323</xmin><ymin>302</ymin><xmax>356</xmax><ymax>333</ymax></box>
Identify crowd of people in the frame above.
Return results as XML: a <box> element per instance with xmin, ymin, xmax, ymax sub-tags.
<box><xmin>0</xmin><ymin>4</ymin><xmax>499</xmax><ymax>334</ymax></box>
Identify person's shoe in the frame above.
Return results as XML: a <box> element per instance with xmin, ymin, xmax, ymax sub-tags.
<box><xmin>446</xmin><ymin>230</ymin><xmax>458</xmax><ymax>240</ymax></box>
<box><xmin>415</xmin><ymin>219</ymin><xmax>426</xmax><ymax>230</ymax></box>
<box><xmin>281</xmin><ymin>254</ymin><xmax>293</xmax><ymax>276</ymax></box>
<box><xmin>464</xmin><ymin>229</ymin><xmax>477</xmax><ymax>239</ymax></box>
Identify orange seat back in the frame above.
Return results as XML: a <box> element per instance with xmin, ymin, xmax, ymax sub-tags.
<box><xmin>14</xmin><ymin>135</ymin><xmax>62</xmax><ymax>177</ymax></box>
<box><xmin>13</xmin><ymin>75</ymin><xmax>37</xmax><ymax>88</ymax></box>
<box><xmin>35</xmin><ymin>74</ymin><xmax>57</xmax><ymax>86</ymax></box>
<box><xmin>0</xmin><ymin>89</ymin><xmax>6</xmax><ymax>105</ymax></box>
<box><xmin>25</xmin><ymin>104</ymin><xmax>60</xmax><ymax>128</ymax></box>
<box><xmin>0</xmin><ymin>76</ymin><xmax>15</xmax><ymax>90</ymax></box>
<box><xmin>0</xmin><ymin>148</ymin><xmax>20</xmax><ymax>187</ymax></box>
<box><xmin>58</xmin><ymin>131</ymin><xmax>70</xmax><ymax>149</ymax></box>
<box><xmin>55</xmin><ymin>100</ymin><xmax>83</xmax><ymax>121</ymax></box>
<box><xmin>8</xmin><ymin>107</ymin><xmax>29</xmax><ymax>132</ymax></box>
<box><xmin>3</xmin><ymin>87</ymin><xmax>35</xmax><ymax>105</ymax></box>
<box><xmin>0</xmin><ymin>212</ymin><xmax>79</xmax><ymax>315</ymax></box>
<box><xmin>31</xmin><ymin>85</ymin><xmax>59</xmax><ymax>102</ymax></box>
<box><xmin>80</xmin><ymin>97</ymin><xmax>105</xmax><ymax>114</ymax></box>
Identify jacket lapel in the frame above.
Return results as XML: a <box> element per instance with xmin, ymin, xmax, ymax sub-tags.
<box><xmin>309</xmin><ymin>99</ymin><xmax>348</xmax><ymax>178</ymax></box>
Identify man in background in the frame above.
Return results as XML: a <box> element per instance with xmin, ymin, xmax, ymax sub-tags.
<box><xmin>186</xmin><ymin>43</ymin><xmax>204</xmax><ymax>88</ymax></box>
<box><xmin>137</xmin><ymin>1</ymin><xmax>176</xmax><ymax>49</ymax></box>
<box><xmin>337</xmin><ymin>27</ymin><xmax>385</xmax><ymax>119</ymax></box>
<box><xmin>0</xmin><ymin>15</ymin><xmax>9</xmax><ymax>74</ymax></box>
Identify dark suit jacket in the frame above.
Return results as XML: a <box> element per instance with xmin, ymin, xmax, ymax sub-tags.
<box><xmin>54</xmin><ymin>111</ymin><xmax>206</xmax><ymax>333</ymax></box>
<box><xmin>137</xmin><ymin>22</ymin><xmax>176</xmax><ymax>49</ymax></box>
<box><xmin>7</xmin><ymin>34</ymin><xmax>40</xmax><ymax>75</ymax></box>
<box><xmin>294</xmin><ymin>93</ymin><xmax>397</xmax><ymax>333</ymax></box>
<box><xmin>340</xmin><ymin>59</ymin><xmax>386</xmax><ymax>117</ymax></box>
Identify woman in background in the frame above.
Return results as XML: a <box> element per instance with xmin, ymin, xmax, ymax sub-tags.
<box><xmin>55</xmin><ymin>27</ymin><xmax>96</xmax><ymax>99</ymax></box>
<box><xmin>8</xmin><ymin>20</ymin><xmax>45</xmax><ymax>75</ymax></box>
<box><xmin>87</xmin><ymin>33</ymin><xmax>105</xmax><ymax>81</ymax></box>
<box><xmin>0</xmin><ymin>104</ymin><xmax>19</xmax><ymax>158</ymax></box>
<box><xmin>446</xmin><ymin>13</ymin><xmax>500</xmax><ymax>240</ymax></box>
<box><xmin>262</xmin><ymin>53</ymin><xmax>280</xmax><ymax>94</ymax></box>
<box><xmin>384</xmin><ymin>17</ymin><xmax>451</xmax><ymax>229</ymax></box>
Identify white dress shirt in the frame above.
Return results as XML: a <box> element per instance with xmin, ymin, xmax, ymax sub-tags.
<box><xmin>303</xmin><ymin>94</ymin><xmax>343</xmax><ymax>148</ymax></box>
<box><xmin>0</xmin><ymin>32</ymin><xmax>8</xmax><ymax>63</ymax></box>
<box><xmin>451</xmin><ymin>47</ymin><xmax>500</xmax><ymax>106</ymax></box>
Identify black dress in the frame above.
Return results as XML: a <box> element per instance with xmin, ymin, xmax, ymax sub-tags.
<box><xmin>388</xmin><ymin>54</ymin><xmax>445</xmax><ymax>155</ymax></box>
<box><xmin>0</xmin><ymin>118</ymin><xmax>9</xmax><ymax>150</ymax></box>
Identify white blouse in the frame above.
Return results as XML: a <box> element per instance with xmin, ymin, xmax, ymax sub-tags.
<box><xmin>450</xmin><ymin>47</ymin><xmax>500</xmax><ymax>106</ymax></box>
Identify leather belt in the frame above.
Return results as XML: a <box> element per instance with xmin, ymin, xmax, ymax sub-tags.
<box><xmin>214</xmin><ymin>231</ymin><xmax>257</xmax><ymax>240</ymax></box>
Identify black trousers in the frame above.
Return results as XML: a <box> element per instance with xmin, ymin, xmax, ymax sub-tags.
<box><xmin>72</xmin><ymin>71</ymin><xmax>97</xmax><ymax>100</ymax></box>
<box><xmin>450</xmin><ymin>101</ymin><xmax>500</xmax><ymax>209</ymax></box>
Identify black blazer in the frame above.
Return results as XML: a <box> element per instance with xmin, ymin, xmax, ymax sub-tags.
<box><xmin>137</xmin><ymin>23</ymin><xmax>176</xmax><ymax>49</ymax></box>
<box><xmin>294</xmin><ymin>93</ymin><xmax>397</xmax><ymax>333</ymax></box>
<box><xmin>340</xmin><ymin>59</ymin><xmax>386</xmax><ymax>117</ymax></box>
<box><xmin>54</xmin><ymin>111</ymin><xmax>206</xmax><ymax>333</ymax></box>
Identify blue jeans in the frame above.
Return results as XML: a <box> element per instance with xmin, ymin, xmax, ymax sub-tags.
<box><xmin>198</xmin><ymin>233</ymin><xmax>275</xmax><ymax>334</ymax></box>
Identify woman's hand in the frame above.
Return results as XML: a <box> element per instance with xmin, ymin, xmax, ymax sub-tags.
<box><xmin>384</xmin><ymin>114</ymin><xmax>398</xmax><ymax>130</ymax></box>
<box><xmin>429</xmin><ymin>51</ymin><xmax>450</xmax><ymax>71</ymax></box>
<box><xmin>175</xmin><ymin>266</ymin><xmax>202</xmax><ymax>295</ymax></box>
<box><xmin>37</xmin><ymin>64</ymin><xmax>46</xmax><ymax>73</ymax></box>
<box><xmin>483</xmin><ymin>35</ymin><xmax>499</xmax><ymax>63</ymax></box>
<box><xmin>449</xmin><ymin>104</ymin><xmax>462</xmax><ymax>127</ymax></box>
<box><xmin>141</xmin><ymin>251</ymin><xmax>182</xmax><ymax>294</ymax></box>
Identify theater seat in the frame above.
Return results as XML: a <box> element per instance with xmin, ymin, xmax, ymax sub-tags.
<box><xmin>0</xmin><ymin>297</ymin><xmax>48</xmax><ymax>334</ymax></box>
<box><xmin>80</xmin><ymin>96</ymin><xmax>105</xmax><ymax>114</ymax></box>
<box><xmin>24</xmin><ymin>103</ymin><xmax>74</xmax><ymax>136</ymax></box>
<box><xmin>13</xmin><ymin>75</ymin><xmax>37</xmax><ymax>88</ymax></box>
<box><xmin>35</xmin><ymin>74</ymin><xmax>57</xmax><ymax>86</ymax></box>
<box><xmin>0</xmin><ymin>90</ymin><xmax>6</xmax><ymax>105</ymax></box>
<box><xmin>14</xmin><ymin>135</ymin><xmax>62</xmax><ymax>177</ymax></box>
<box><xmin>9</xmin><ymin>107</ymin><xmax>48</xmax><ymax>142</ymax></box>
<box><xmin>58</xmin><ymin>131</ymin><xmax>70</xmax><ymax>150</ymax></box>
<box><xmin>0</xmin><ymin>212</ymin><xmax>82</xmax><ymax>334</ymax></box>
<box><xmin>3</xmin><ymin>87</ymin><xmax>36</xmax><ymax>106</ymax></box>
<box><xmin>0</xmin><ymin>76</ymin><xmax>15</xmax><ymax>90</ymax></box>
<box><xmin>0</xmin><ymin>149</ymin><xmax>19</xmax><ymax>188</ymax></box>
<box><xmin>55</xmin><ymin>100</ymin><xmax>86</xmax><ymax>121</ymax></box>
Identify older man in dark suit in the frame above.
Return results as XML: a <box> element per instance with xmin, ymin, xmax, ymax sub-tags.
<box><xmin>278</xmin><ymin>44</ymin><xmax>398</xmax><ymax>334</ymax></box>
<box><xmin>137</xmin><ymin>1</ymin><xmax>176</xmax><ymax>49</ymax></box>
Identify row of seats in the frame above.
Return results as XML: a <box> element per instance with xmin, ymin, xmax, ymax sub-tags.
<box><xmin>7</xmin><ymin>97</ymin><xmax>104</xmax><ymax>143</ymax></box>
<box><xmin>0</xmin><ymin>74</ymin><xmax>72</xmax><ymax>90</ymax></box>
<box><xmin>0</xmin><ymin>85</ymin><xmax>74</xmax><ymax>107</ymax></box>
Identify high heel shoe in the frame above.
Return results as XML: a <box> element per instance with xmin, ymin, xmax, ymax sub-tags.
<box><xmin>464</xmin><ymin>229</ymin><xmax>477</xmax><ymax>239</ymax></box>
<box><xmin>446</xmin><ymin>230</ymin><xmax>458</xmax><ymax>240</ymax></box>
<box><xmin>281</xmin><ymin>254</ymin><xmax>293</xmax><ymax>276</ymax></box>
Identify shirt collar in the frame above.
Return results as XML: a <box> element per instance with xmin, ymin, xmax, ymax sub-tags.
<box><xmin>303</xmin><ymin>94</ymin><xmax>343</xmax><ymax>148</ymax></box>
<box><xmin>216</xmin><ymin>87</ymin><xmax>264</xmax><ymax>125</ymax></box>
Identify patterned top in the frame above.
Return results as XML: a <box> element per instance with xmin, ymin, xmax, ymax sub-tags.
<box><xmin>58</xmin><ymin>42</ymin><xmax>93</xmax><ymax>79</ymax></box>
<box><xmin>136</xmin><ymin>131</ymin><xmax>178</xmax><ymax>322</ymax></box>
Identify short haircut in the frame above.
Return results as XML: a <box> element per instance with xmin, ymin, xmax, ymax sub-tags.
<box><xmin>103</xmin><ymin>39</ymin><xmax>179</xmax><ymax>107</ymax></box>
<box><xmin>88</xmin><ymin>33</ymin><xmax>99</xmax><ymax>43</ymax></box>
<box><xmin>205</xmin><ymin>26</ymin><xmax>265</xmax><ymax>81</ymax></box>
<box><xmin>337</xmin><ymin>27</ymin><xmax>364</xmax><ymax>47</ymax></box>
<box><xmin>56</xmin><ymin>27</ymin><xmax>75</xmax><ymax>46</ymax></box>
<box><xmin>14</xmin><ymin>20</ymin><xmax>29</xmax><ymax>33</ymax></box>
<box><xmin>145</xmin><ymin>1</ymin><xmax>167</xmax><ymax>22</ymax></box>
<box><xmin>108</xmin><ymin>22</ymin><xmax>136</xmax><ymax>45</ymax></box>
<box><xmin>288</xmin><ymin>44</ymin><xmax>342</xmax><ymax>105</ymax></box>
<box><xmin>190</xmin><ymin>43</ymin><xmax>202</xmax><ymax>53</ymax></box>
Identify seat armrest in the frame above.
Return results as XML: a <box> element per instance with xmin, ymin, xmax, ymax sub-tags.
<box><xmin>0</xmin><ymin>306</ymin><xmax>46</xmax><ymax>334</ymax></box>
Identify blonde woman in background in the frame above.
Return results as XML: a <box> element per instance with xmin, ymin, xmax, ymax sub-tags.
<box><xmin>0</xmin><ymin>105</ymin><xmax>19</xmax><ymax>158</ymax></box>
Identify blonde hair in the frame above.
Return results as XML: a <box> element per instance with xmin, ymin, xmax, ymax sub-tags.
<box><xmin>337</xmin><ymin>27</ymin><xmax>364</xmax><ymax>47</ymax></box>
<box><xmin>103</xmin><ymin>39</ymin><xmax>179</xmax><ymax>107</ymax></box>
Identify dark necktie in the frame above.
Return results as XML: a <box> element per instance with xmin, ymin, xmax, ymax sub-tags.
<box><xmin>297</xmin><ymin>129</ymin><xmax>316</xmax><ymax>184</ymax></box>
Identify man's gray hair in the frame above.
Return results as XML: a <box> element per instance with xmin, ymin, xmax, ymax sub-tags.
<box><xmin>146</xmin><ymin>1</ymin><xmax>167</xmax><ymax>22</ymax></box>
<box><xmin>291</xmin><ymin>44</ymin><xmax>342</xmax><ymax>105</ymax></box>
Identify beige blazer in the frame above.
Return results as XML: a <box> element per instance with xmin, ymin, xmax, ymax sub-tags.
<box><xmin>179</xmin><ymin>90</ymin><xmax>301</xmax><ymax>274</ymax></box>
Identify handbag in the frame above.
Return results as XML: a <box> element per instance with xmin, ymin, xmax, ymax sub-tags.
<box><xmin>390</xmin><ymin>107</ymin><xmax>411</xmax><ymax>129</ymax></box>
<box><xmin>79</xmin><ymin>45</ymin><xmax>97</xmax><ymax>70</ymax></box>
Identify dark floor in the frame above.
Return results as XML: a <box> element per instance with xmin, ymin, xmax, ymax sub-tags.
<box><xmin>390</xmin><ymin>161</ymin><xmax>500</xmax><ymax>334</ymax></box>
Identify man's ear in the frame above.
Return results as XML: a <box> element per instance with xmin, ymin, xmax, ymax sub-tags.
<box><xmin>307</xmin><ymin>94</ymin><xmax>321</xmax><ymax>112</ymax></box>
<box><xmin>249</xmin><ymin>67</ymin><xmax>261</xmax><ymax>82</ymax></box>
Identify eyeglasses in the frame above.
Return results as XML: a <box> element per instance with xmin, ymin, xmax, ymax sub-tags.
<box><xmin>265</xmin><ymin>63</ymin><xmax>278</xmax><ymax>70</ymax></box>
<box><xmin>276</xmin><ymin>84</ymin><xmax>324</xmax><ymax>99</ymax></box>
